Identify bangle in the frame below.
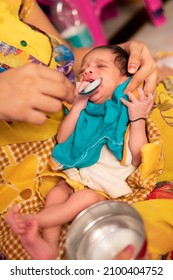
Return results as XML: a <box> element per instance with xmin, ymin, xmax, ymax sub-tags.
<box><xmin>129</xmin><ymin>117</ymin><xmax>146</xmax><ymax>122</ymax></box>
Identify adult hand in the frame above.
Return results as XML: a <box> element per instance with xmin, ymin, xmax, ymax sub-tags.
<box><xmin>119</xmin><ymin>40</ymin><xmax>158</xmax><ymax>94</ymax></box>
<box><xmin>114</xmin><ymin>245</ymin><xmax>151</xmax><ymax>260</ymax></box>
<box><xmin>0</xmin><ymin>64</ymin><xmax>75</xmax><ymax>124</ymax></box>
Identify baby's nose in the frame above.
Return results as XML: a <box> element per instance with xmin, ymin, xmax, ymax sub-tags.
<box><xmin>84</xmin><ymin>67</ymin><xmax>93</xmax><ymax>75</ymax></box>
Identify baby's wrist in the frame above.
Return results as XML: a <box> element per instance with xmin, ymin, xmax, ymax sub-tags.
<box><xmin>71</xmin><ymin>106</ymin><xmax>83</xmax><ymax>115</ymax></box>
<box><xmin>129</xmin><ymin>117</ymin><xmax>146</xmax><ymax>123</ymax></box>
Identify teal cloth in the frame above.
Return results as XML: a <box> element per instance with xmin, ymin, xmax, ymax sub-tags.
<box><xmin>52</xmin><ymin>78</ymin><xmax>131</xmax><ymax>169</ymax></box>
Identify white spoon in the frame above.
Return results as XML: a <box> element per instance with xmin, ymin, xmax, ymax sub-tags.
<box><xmin>79</xmin><ymin>78</ymin><xmax>102</xmax><ymax>95</ymax></box>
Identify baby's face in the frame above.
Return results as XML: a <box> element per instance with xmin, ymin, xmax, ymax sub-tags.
<box><xmin>78</xmin><ymin>49</ymin><xmax>128</xmax><ymax>104</ymax></box>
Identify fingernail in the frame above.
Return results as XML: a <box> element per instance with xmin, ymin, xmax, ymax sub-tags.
<box><xmin>129</xmin><ymin>64</ymin><xmax>137</xmax><ymax>73</ymax></box>
<box><xmin>123</xmin><ymin>245</ymin><xmax>135</xmax><ymax>254</ymax></box>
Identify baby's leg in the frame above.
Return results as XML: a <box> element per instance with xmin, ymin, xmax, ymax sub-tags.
<box><xmin>32</xmin><ymin>188</ymin><xmax>106</xmax><ymax>228</ymax></box>
<box><xmin>58</xmin><ymin>188</ymin><xmax>106</xmax><ymax>223</ymax></box>
<box><xmin>20</xmin><ymin>179</ymin><xmax>72</xmax><ymax>259</ymax></box>
<box><xmin>41</xmin><ymin>179</ymin><xmax>73</xmax><ymax>259</ymax></box>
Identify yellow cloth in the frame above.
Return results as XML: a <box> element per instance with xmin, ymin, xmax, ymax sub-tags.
<box><xmin>150</xmin><ymin>76</ymin><xmax>173</xmax><ymax>181</ymax></box>
<box><xmin>134</xmin><ymin>199</ymin><xmax>173</xmax><ymax>260</ymax></box>
<box><xmin>0</xmin><ymin>112</ymin><xmax>63</xmax><ymax>145</ymax></box>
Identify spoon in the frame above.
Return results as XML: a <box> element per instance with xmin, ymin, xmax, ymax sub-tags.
<box><xmin>79</xmin><ymin>78</ymin><xmax>102</xmax><ymax>95</ymax></box>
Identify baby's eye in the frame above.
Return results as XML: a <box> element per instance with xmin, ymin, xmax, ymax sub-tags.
<box><xmin>97</xmin><ymin>64</ymin><xmax>107</xmax><ymax>68</ymax></box>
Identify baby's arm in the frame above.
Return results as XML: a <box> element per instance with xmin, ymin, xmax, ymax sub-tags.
<box><xmin>129</xmin><ymin>117</ymin><xmax>148</xmax><ymax>166</ymax></box>
<box><xmin>121</xmin><ymin>88</ymin><xmax>154</xmax><ymax>166</ymax></box>
<box><xmin>57</xmin><ymin>93</ymin><xmax>89</xmax><ymax>143</ymax></box>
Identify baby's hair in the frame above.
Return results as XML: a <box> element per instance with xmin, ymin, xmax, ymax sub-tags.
<box><xmin>90</xmin><ymin>45</ymin><xmax>131</xmax><ymax>77</ymax></box>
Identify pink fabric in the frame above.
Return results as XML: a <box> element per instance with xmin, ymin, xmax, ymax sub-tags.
<box><xmin>147</xmin><ymin>182</ymin><xmax>173</xmax><ymax>200</ymax></box>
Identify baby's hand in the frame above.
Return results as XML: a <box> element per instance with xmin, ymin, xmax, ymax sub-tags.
<box><xmin>72</xmin><ymin>82</ymin><xmax>90</xmax><ymax>112</ymax></box>
<box><xmin>120</xmin><ymin>88</ymin><xmax>154</xmax><ymax>121</ymax></box>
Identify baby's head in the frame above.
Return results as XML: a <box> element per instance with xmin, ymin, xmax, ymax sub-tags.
<box><xmin>79</xmin><ymin>45</ymin><xmax>131</xmax><ymax>104</ymax></box>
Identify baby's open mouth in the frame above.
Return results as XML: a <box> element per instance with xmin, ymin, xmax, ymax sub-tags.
<box><xmin>79</xmin><ymin>78</ymin><xmax>103</xmax><ymax>96</ymax></box>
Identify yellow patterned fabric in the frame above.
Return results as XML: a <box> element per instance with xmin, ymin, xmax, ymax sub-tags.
<box><xmin>151</xmin><ymin>76</ymin><xmax>173</xmax><ymax>181</ymax></box>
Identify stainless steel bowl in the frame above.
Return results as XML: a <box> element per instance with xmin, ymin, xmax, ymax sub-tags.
<box><xmin>65</xmin><ymin>201</ymin><xmax>146</xmax><ymax>260</ymax></box>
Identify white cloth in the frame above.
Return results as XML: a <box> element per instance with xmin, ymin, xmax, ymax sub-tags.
<box><xmin>64</xmin><ymin>145</ymin><xmax>135</xmax><ymax>199</ymax></box>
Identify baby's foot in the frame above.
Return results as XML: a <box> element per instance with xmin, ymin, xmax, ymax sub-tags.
<box><xmin>5</xmin><ymin>205</ymin><xmax>26</xmax><ymax>235</ymax></box>
<box><xmin>21</xmin><ymin>219</ymin><xmax>58</xmax><ymax>260</ymax></box>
